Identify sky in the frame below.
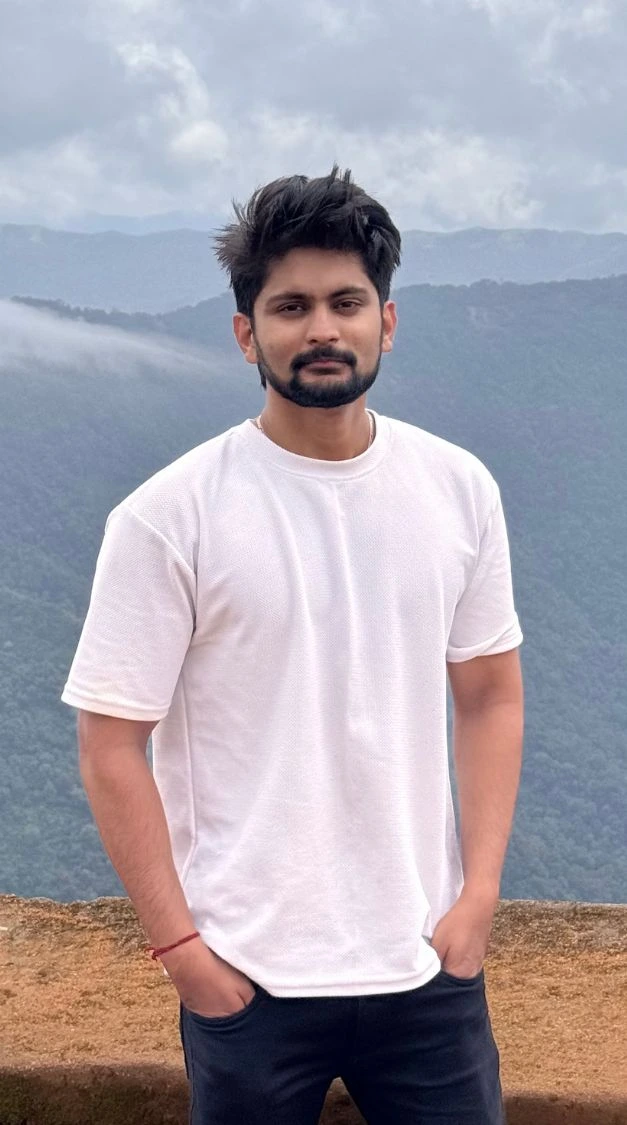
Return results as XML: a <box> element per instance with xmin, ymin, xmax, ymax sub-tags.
<box><xmin>2</xmin><ymin>0</ymin><xmax>627</xmax><ymax>233</ymax></box>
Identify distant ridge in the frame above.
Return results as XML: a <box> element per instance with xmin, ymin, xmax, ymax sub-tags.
<box><xmin>399</xmin><ymin>227</ymin><xmax>627</xmax><ymax>286</ymax></box>
<box><xmin>2</xmin><ymin>223</ymin><xmax>627</xmax><ymax>314</ymax></box>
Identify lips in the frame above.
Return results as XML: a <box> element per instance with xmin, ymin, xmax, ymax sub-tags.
<box><xmin>304</xmin><ymin>360</ymin><xmax>345</xmax><ymax>369</ymax></box>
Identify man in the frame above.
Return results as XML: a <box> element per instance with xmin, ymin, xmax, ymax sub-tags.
<box><xmin>61</xmin><ymin>165</ymin><xmax>524</xmax><ymax>1124</ymax></box>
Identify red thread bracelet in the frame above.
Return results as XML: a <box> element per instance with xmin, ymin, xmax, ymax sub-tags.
<box><xmin>149</xmin><ymin>930</ymin><xmax>200</xmax><ymax>960</ymax></box>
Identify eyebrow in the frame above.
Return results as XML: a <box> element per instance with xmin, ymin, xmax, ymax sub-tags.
<box><xmin>264</xmin><ymin>286</ymin><xmax>371</xmax><ymax>308</ymax></box>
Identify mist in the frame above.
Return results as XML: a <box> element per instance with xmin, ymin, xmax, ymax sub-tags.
<box><xmin>0</xmin><ymin>299</ymin><xmax>228</xmax><ymax>380</ymax></box>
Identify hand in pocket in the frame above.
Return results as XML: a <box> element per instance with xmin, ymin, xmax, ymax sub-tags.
<box><xmin>162</xmin><ymin>941</ymin><xmax>256</xmax><ymax>1018</ymax></box>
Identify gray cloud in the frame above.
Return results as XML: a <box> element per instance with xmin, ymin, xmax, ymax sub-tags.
<box><xmin>1</xmin><ymin>0</ymin><xmax>626</xmax><ymax>231</ymax></box>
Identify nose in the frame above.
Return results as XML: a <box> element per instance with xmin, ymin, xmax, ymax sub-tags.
<box><xmin>305</xmin><ymin>305</ymin><xmax>341</xmax><ymax>345</ymax></box>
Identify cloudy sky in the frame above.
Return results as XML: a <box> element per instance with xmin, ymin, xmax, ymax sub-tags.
<box><xmin>2</xmin><ymin>0</ymin><xmax>626</xmax><ymax>232</ymax></box>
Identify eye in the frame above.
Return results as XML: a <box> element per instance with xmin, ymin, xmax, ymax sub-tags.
<box><xmin>277</xmin><ymin>302</ymin><xmax>305</xmax><ymax>314</ymax></box>
<box><xmin>336</xmin><ymin>300</ymin><xmax>361</xmax><ymax>311</ymax></box>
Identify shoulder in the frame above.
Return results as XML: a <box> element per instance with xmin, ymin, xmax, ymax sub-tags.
<box><xmin>384</xmin><ymin>415</ymin><xmax>498</xmax><ymax>507</ymax></box>
<box><xmin>104</xmin><ymin>421</ymin><xmax>251</xmax><ymax>552</ymax></box>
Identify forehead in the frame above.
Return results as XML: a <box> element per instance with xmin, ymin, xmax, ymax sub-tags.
<box><xmin>258</xmin><ymin>247</ymin><xmax>374</xmax><ymax>304</ymax></box>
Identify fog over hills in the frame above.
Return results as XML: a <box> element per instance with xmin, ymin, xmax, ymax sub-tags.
<box><xmin>4</xmin><ymin>224</ymin><xmax>627</xmax><ymax>313</ymax></box>
<box><xmin>0</xmin><ymin>298</ymin><xmax>221</xmax><ymax>380</ymax></box>
<box><xmin>1</xmin><ymin>274</ymin><xmax>625</xmax><ymax>905</ymax></box>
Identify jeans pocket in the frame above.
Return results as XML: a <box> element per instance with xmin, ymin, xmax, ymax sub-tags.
<box><xmin>439</xmin><ymin>967</ymin><xmax>485</xmax><ymax>986</ymax></box>
<box><xmin>182</xmin><ymin>984</ymin><xmax>267</xmax><ymax>1027</ymax></box>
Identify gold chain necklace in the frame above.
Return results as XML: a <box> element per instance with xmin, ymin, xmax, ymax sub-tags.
<box><xmin>254</xmin><ymin>410</ymin><xmax>375</xmax><ymax>449</ymax></box>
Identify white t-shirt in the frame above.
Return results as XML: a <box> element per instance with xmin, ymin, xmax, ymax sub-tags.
<box><xmin>61</xmin><ymin>410</ymin><xmax>523</xmax><ymax>998</ymax></box>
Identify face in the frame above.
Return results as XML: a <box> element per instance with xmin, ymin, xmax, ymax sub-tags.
<box><xmin>233</xmin><ymin>247</ymin><xmax>397</xmax><ymax>409</ymax></box>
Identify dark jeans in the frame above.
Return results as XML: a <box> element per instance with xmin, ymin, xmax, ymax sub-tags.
<box><xmin>179</xmin><ymin>968</ymin><xmax>505</xmax><ymax>1124</ymax></box>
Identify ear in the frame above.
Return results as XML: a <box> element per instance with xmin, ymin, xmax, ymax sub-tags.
<box><xmin>233</xmin><ymin>313</ymin><xmax>259</xmax><ymax>364</ymax></box>
<box><xmin>381</xmin><ymin>300</ymin><xmax>397</xmax><ymax>354</ymax></box>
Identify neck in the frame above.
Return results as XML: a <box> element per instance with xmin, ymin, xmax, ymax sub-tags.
<box><xmin>256</xmin><ymin>398</ymin><xmax>374</xmax><ymax>460</ymax></box>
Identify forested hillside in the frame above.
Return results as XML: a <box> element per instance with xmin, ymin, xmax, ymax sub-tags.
<box><xmin>1</xmin><ymin>275</ymin><xmax>625</xmax><ymax>903</ymax></box>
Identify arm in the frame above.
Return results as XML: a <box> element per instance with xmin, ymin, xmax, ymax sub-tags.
<box><xmin>450</xmin><ymin>647</ymin><xmax>524</xmax><ymax>900</ymax></box>
<box><xmin>430</xmin><ymin>649</ymin><xmax>524</xmax><ymax>975</ymax></box>
<box><xmin>78</xmin><ymin>710</ymin><xmax>255</xmax><ymax>1013</ymax></box>
<box><xmin>78</xmin><ymin>710</ymin><xmax>197</xmax><ymax>950</ymax></box>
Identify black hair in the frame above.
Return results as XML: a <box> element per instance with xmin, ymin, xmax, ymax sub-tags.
<box><xmin>213</xmin><ymin>164</ymin><xmax>401</xmax><ymax>319</ymax></box>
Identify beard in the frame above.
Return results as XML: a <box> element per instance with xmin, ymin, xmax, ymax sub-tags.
<box><xmin>254</xmin><ymin>336</ymin><xmax>383</xmax><ymax>409</ymax></box>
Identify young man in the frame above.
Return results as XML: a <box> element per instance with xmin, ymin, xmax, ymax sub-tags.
<box><xmin>61</xmin><ymin>166</ymin><xmax>524</xmax><ymax>1124</ymax></box>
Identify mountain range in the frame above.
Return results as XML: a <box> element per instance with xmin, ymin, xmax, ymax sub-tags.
<box><xmin>1</xmin><ymin>269</ymin><xmax>625</xmax><ymax>904</ymax></box>
<box><xmin>4</xmin><ymin>223</ymin><xmax>627</xmax><ymax>312</ymax></box>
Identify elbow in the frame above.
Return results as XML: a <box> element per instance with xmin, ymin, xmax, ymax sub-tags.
<box><xmin>76</xmin><ymin>709</ymin><xmax>155</xmax><ymax>782</ymax></box>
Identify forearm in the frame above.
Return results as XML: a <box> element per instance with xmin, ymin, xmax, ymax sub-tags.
<box><xmin>79</xmin><ymin>742</ymin><xmax>196</xmax><ymax>949</ymax></box>
<box><xmin>453</xmin><ymin>699</ymin><xmax>524</xmax><ymax>900</ymax></box>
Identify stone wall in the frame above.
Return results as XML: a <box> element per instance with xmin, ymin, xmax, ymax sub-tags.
<box><xmin>1</xmin><ymin>897</ymin><xmax>626</xmax><ymax>1124</ymax></box>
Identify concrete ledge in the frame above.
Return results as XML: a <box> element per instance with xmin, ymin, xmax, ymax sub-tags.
<box><xmin>1</xmin><ymin>897</ymin><xmax>626</xmax><ymax>1123</ymax></box>
<box><xmin>2</xmin><ymin>1066</ymin><xmax>627</xmax><ymax>1125</ymax></box>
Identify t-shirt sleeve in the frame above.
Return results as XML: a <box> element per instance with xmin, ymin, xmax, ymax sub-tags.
<box><xmin>446</xmin><ymin>483</ymin><xmax>523</xmax><ymax>663</ymax></box>
<box><xmin>60</xmin><ymin>504</ymin><xmax>196</xmax><ymax>721</ymax></box>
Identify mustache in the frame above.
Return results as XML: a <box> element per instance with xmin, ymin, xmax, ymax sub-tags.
<box><xmin>291</xmin><ymin>346</ymin><xmax>356</xmax><ymax>372</ymax></box>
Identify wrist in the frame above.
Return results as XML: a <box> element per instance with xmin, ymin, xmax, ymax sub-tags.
<box><xmin>159</xmin><ymin>936</ymin><xmax>213</xmax><ymax>976</ymax></box>
<box><xmin>460</xmin><ymin>880</ymin><xmax>500</xmax><ymax>909</ymax></box>
<box><xmin>149</xmin><ymin>930</ymin><xmax>200</xmax><ymax>961</ymax></box>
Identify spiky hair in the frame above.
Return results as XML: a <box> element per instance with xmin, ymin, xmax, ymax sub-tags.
<box><xmin>213</xmin><ymin>165</ymin><xmax>401</xmax><ymax>318</ymax></box>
